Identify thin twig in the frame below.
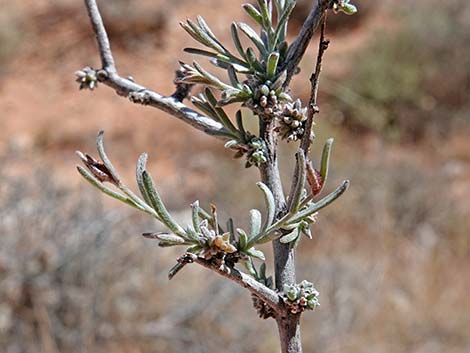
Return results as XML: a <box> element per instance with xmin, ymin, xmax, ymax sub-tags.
<box><xmin>287</xmin><ymin>13</ymin><xmax>329</xmax><ymax>208</ymax></box>
<box><xmin>300</xmin><ymin>13</ymin><xmax>330</xmax><ymax>155</ymax></box>
<box><xmin>84</xmin><ymin>0</ymin><xmax>115</xmax><ymax>72</ymax></box>
<box><xmin>82</xmin><ymin>0</ymin><xmax>229</xmax><ymax>138</ymax></box>
<box><xmin>282</xmin><ymin>0</ymin><xmax>333</xmax><ymax>88</ymax></box>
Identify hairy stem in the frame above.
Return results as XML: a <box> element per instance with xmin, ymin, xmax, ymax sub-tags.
<box><xmin>259</xmin><ymin>119</ymin><xmax>302</xmax><ymax>353</ymax></box>
<box><xmin>277</xmin><ymin>314</ymin><xmax>303</xmax><ymax>353</ymax></box>
<box><xmin>83</xmin><ymin>0</ymin><xmax>230</xmax><ymax>139</ymax></box>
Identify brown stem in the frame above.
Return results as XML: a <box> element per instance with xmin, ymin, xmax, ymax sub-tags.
<box><xmin>282</xmin><ymin>0</ymin><xmax>333</xmax><ymax>88</ymax></box>
<box><xmin>300</xmin><ymin>14</ymin><xmax>330</xmax><ymax>155</ymax></box>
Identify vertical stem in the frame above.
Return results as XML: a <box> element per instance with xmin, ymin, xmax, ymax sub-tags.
<box><xmin>277</xmin><ymin>315</ymin><xmax>303</xmax><ymax>353</ymax></box>
<box><xmin>259</xmin><ymin>119</ymin><xmax>302</xmax><ymax>353</ymax></box>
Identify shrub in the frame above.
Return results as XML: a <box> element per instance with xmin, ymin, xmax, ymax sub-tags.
<box><xmin>327</xmin><ymin>0</ymin><xmax>470</xmax><ymax>141</ymax></box>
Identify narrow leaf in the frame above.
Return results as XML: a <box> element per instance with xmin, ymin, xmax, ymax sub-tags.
<box><xmin>320</xmin><ymin>138</ymin><xmax>334</xmax><ymax>190</ymax></box>
<box><xmin>184</xmin><ymin>48</ymin><xmax>229</xmax><ymax>61</ymax></box>
<box><xmin>191</xmin><ymin>201</ymin><xmax>202</xmax><ymax>233</ymax></box>
<box><xmin>231</xmin><ymin>23</ymin><xmax>246</xmax><ymax>59</ymax></box>
<box><xmin>205</xmin><ymin>88</ymin><xmax>239</xmax><ymax>135</ymax></box>
<box><xmin>211</xmin><ymin>203</ymin><xmax>219</xmax><ymax>235</ymax></box>
<box><xmin>185</xmin><ymin>227</ymin><xmax>200</xmax><ymax>241</ymax></box>
<box><xmin>227</xmin><ymin>65</ymin><xmax>240</xmax><ymax>87</ymax></box>
<box><xmin>260</xmin><ymin>29</ymin><xmax>269</xmax><ymax>49</ymax></box>
<box><xmin>249</xmin><ymin>209</ymin><xmax>262</xmax><ymax>239</ymax></box>
<box><xmin>142</xmin><ymin>171</ymin><xmax>186</xmax><ymax>237</ymax></box>
<box><xmin>224</xmin><ymin>140</ymin><xmax>238</xmax><ymax>149</ymax></box>
<box><xmin>257</xmin><ymin>230</ymin><xmax>282</xmax><ymax>244</ymax></box>
<box><xmin>180</xmin><ymin>21</ymin><xmax>204</xmax><ymax>47</ymax></box>
<box><xmin>96</xmin><ymin>131</ymin><xmax>120</xmax><ymax>182</ymax></box>
<box><xmin>143</xmin><ymin>232</ymin><xmax>186</xmax><ymax>244</ymax></box>
<box><xmin>256</xmin><ymin>0</ymin><xmax>272</xmax><ymax>29</ymax></box>
<box><xmin>191</xmin><ymin>97</ymin><xmax>219</xmax><ymax>121</ymax></box>
<box><xmin>280</xmin><ymin>228</ymin><xmax>300</xmax><ymax>244</ymax></box>
<box><xmin>158</xmin><ymin>242</ymin><xmax>177</xmax><ymax>248</ymax></box>
<box><xmin>237</xmin><ymin>228</ymin><xmax>248</xmax><ymax>250</ymax></box>
<box><xmin>282</xmin><ymin>222</ymin><xmax>302</xmax><ymax>231</ymax></box>
<box><xmin>246</xmin><ymin>247</ymin><xmax>266</xmax><ymax>261</ymax></box>
<box><xmin>289</xmin><ymin>150</ymin><xmax>306</xmax><ymax>214</ymax></box>
<box><xmin>227</xmin><ymin>218</ymin><xmax>236</xmax><ymax>243</ymax></box>
<box><xmin>187</xmin><ymin>244</ymin><xmax>203</xmax><ymax>253</ymax></box>
<box><xmin>196</xmin><ymin>16</ymin><xmax>227</xmax><ymax>52</ymax></box>
<box><xmin>136</xmin><ymin>153</ymin><xmax>152</xmax><ymax>206</ymax></box>
<box><xmin>193</xmin><ymin>61</ymin><xmax>232</xmax><ymax>90</ymax></box>
<box><xmin>237</xmin><ymin>22</ymin><xmax>268</xmax><ymax>57</ymax></box>
<box><xmin>235</xmin><ymin>110</ymin><xmax>247</xmax><ymax>141</ymax></box>
<box><xmin>271</xmin><ymin>69</ymin><xmax>287</xmax><ymax>90</ymax></box>
<box><xmin>274</xmin><ymin>0</ymin><xmax>286</xmax><ymax>15</ymax></box>
<box><xmin>274</xmin><ymin>0</ymin><xmax>295</xmax><ymax>44</ymax></box>
<box><xmin>156</xmin><ymin>233</ymin><xmax>187</xmax><ymax>244</ymax></box>
<box><xmin>266</xmin><ymin>51</ymin><xmax>280</xmax><ymax>79</ymax></box>
<box><xmin>244</xmin><ymin>258</ymin><xmax>258</xmax><ymax>277</ymax></box>
<box><xmin>246</xmin><ymin>47</ymin><xmax>264</xmax><ymax>72</ymax></box>
<box><xmin>288</xmin><ymin>180</ymin><xmax>350</xmax><ymax>224</ymax></box>
<box><xmin>257</xmin><ymin>182</ymin><xmax>275</xmax><ymax>233</ymax></box>
<box><xmin>217</xmin><ymin>95</ymin><xmax>249</xmax><ymax>106</ymax></box>
<box><xmin>242</xmin><ymin>3</ymin><xmax>264</xmax><ymax>25</ymax></box>
<box><xmin>186</xmin><ymin>19</ymin><xmax>225</xmax><ymax>53</ymax></box>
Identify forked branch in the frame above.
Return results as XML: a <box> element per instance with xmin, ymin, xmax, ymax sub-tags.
<box><xmin>82</xmin><ymin>0</ymin><xmax>229</xmax><ymax>139</ymax></box>
<box><xmin>76</xmin><ymin>131</ymin><xmax>285</xmax><ymax>316</ymax></box>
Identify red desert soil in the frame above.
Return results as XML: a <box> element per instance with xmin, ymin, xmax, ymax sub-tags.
<box><xmin>1</xmin><ymin>0</ymin><xmax>469</xmax><ymax>206</ymax></box>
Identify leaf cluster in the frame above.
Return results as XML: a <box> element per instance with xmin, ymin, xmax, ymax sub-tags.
<box><xmin>76</xmin><ymin>132</ymin><xmax>348</xmax><ymax>278</ymax></box>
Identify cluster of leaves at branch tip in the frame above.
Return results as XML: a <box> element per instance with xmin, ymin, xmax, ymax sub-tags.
<box><xmin>333</xmin><ymin>0</ymin><xmax>358</xmax><ymax>15</ymax></box>
<box><xmin>225</xmin><ymin>135</ymin><xmax>268</xmax><ymax>168</ymax></box>
<box><xmin>283</xmin><ymin>280</ymin><xmax>320</xmax><ymax>314</ymax></box>
<box><xmin>179</xmin><ymin>0</ymin><xmax>310</xmax><ymax>166</ymax></box>
<box><xmin>76</xmin><ymin>132</ymin><xmax>275</xmax><ymax>276</ymax></box>
<box><xmin>275</xmin><ymin>99</ymin><xmax>309</xmax><ymax>142</ymax></box>
<box><xmin>76</xmin><ymin>130</ymin><xmax>348</xmax><ymax>283</ymax></box>
<box><xmin>75</xmin><ymin>66</ymin><xmax>98</xmax><ymax>90</ymax></box>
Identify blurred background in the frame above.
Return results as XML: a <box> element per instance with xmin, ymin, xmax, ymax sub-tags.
<box><xmin>1</xmin><ymin>0</ymin><xmax>469</xmax><ymax>352</ymax></box>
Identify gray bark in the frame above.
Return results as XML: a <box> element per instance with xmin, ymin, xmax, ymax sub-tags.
<box><xmin>277</xmin><ymin>315</ymin><xmax>303</xmax><ymax>353</ymax></box>
<box><xmin>259</xmin><ymin>119</ymin><xmax>302</xmax><ymax>353</ymax></box>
